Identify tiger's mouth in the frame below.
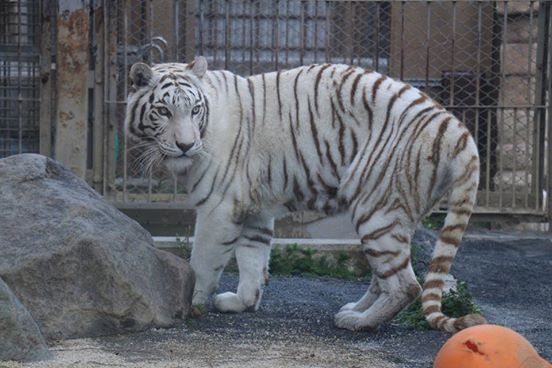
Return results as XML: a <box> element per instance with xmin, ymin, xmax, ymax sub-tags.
<box><xmin>164</xmin><ymin>155</ymin><xmax>193</xmax><ymax>174</ymax></box>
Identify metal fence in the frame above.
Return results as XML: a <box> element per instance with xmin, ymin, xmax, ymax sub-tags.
<box><xmin>0</xmin><ymin>0</ymin><xmax>41</xmax><ymax>158</ymax></box>
<box><xmin>1</xmin><ymin>0</ymin><xmax>552</xmax><ymax>228</ymax></box>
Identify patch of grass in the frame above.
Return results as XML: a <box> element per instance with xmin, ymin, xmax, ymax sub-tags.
<box><xmin>422</xmin><ymin>216</ymin><xmax>444</xmax><ymax>230</ymax></box>
<box><xmin>410</xmin><ymin>242</ymin><xmax>425</xmax><ymax>268</ymax></box>
<box><xmin>396</xmin><ymin>280</ymin><xmax>483</xmax><ymax>329</ymax></box>
<box><xmin>269</xmin><ymin>244</ymin><xmax>369</xmax><ymax>279</ymax></box>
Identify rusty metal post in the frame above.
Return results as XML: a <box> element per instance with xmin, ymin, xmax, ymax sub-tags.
<box><xmin>54</xmin><ymin>0</ymin><xmax>90</xmax><ymax>178</ymax></box>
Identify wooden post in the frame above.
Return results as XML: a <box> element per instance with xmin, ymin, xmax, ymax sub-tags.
<box><xmin>54</xmin><ymin>0</ymin><xmax>90</xmax><ymax>178</ymax></box>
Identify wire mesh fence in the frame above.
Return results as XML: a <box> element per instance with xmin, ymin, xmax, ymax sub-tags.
<box><xmin>100</xmin><ymin>0</ymin><xmax>551</xmax><ymax>216</ymax></box>
<box><xmin>1</xmin><ymin>0</ymin><xmax>551</xmax><ymax>226</ymax></box>
<box><xmin>0</xmin><ymin>0</ymin><xmax>40</xmax><ymax>158</ymax></box>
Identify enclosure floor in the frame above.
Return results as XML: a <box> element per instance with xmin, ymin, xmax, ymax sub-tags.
<box><xmin>3</xmin><ymin>233</ymin><xmax>551</xmax><ymax>368</ymax></box>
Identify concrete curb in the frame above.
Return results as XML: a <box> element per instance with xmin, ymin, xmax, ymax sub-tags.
<box><xmin>153</xmin><ymin>232</ymin><xmax>552</xmax><ymax>251</ymax></box>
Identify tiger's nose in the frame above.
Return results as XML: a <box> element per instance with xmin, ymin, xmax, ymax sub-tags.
<box><xmin>176</xmin><ymin>142</ymin><xmax>194</xmax><ymax>155</ymax></box>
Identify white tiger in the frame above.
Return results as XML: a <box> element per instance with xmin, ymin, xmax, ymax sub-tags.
<box><xmin>125</xmin><ymin>56</ymin><xmax>486</xmax><ymax>332</ymax></box>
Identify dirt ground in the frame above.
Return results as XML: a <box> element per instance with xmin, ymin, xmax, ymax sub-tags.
<box><xmin>2</xmin><ymin>231</ymin><xmax>551</xmax><ymax>368</ymax></box>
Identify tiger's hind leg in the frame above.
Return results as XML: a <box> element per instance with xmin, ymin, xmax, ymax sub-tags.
<box><xmin>338</xmin><ymin>274</ymin><xmax>380</xmax><ymax>312</ymax></box>
<box><xmin>214</xmin><ymin>215</ymin><xmax>273</xmax><ymax>313</ymax></box>
<box><xmin>335</xmin><ymin>213</ymin><xmax>421</xmax><ymax>331</ymax></box>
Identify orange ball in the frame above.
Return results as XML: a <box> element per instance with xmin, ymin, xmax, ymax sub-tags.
<box><xmin>434</xmin><ymin>325</ymin><xmax>552</xmax><ymax>368</ymax></box>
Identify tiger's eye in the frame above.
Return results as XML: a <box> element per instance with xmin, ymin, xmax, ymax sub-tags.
<box><xmin>158</xmin><ymin>107</ymin><xmax>170</xmax><ymax>116</ymax></box>
<box><xmin>191</xmin><ymin>106</ymin><xmax>200</xmax><ymax>115</ymax></box>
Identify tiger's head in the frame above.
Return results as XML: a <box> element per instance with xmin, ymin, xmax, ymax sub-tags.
<box><xmin>125</xmin><ymin>57</ymin><xmax>209</xmax><ymax>174</ymax></box>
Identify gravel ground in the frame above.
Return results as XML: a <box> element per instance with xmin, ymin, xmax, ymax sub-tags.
<box><xmin>2</xmin><ymin>233</ymin><xmax>551</xmax><ymax>368</ymax></box>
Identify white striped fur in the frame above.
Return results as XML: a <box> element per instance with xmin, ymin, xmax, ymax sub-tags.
<box><xmin>125</xmin><ymin>57</ymin><xmax>486</xmax><ymax>332</ymax></box>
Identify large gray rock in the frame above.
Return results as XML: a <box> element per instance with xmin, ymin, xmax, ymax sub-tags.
<box><xmin>0</xmin><ymin>277</ymin><xmax>50</xmax><ymax>362</ymax></box>
<box><xmin>0</xmin><ymin>154</ymin><xmax>195</xmax><ymax>341</ymax></box>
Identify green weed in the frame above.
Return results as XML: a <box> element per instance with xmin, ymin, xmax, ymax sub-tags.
<box><xmin>396</xmin><ymin>280</ymin><xmax>483</xmax><ymax>329</ymax></box>
<box><xmin>269</xmin><ymin>244</ymin><xmax>369</xmax><ymax>279</ymax></box>
<box><xmin>422</xmin><ymin>216</ymin><xmax>444</xmax><ymax>230</ymax></box>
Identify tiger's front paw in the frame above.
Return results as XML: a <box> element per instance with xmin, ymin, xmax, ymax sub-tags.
<box><xmin>338</xmin><ymin>302</ymin><xmax>358</xmax><ymax>312</ymax></box>
<box><xmin>334</xmin><ymin>310</ymin><xmax>374</xmax><ymax>331</ymax></box>
<box><xmin>213</xmin><ymin>292</ymin><xmax>247</xmax><ymax>313</ymax></box>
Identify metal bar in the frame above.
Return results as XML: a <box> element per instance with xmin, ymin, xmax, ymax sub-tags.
<box><xmin>198</xmin><ymin>0</ymin><xmax>204</xmax><ymax>56</ymax></box>
<box><xmin>534</xmin><ymin>107</ymin><xmax>541</xmax><ymax>210</ymax></box>
<box><xmin>546</xmin><ymin>2</ymin><xmax>552</xmax><ymax>229</ymax></box>
<box><xmin>104</xmin><ymin>0</ymin><xmax>118</xmax><ymax>198</ymax></box>
<box><xmin>314</xmin><ymin>1</ymin><xmax>319</xmax><ymax>63</ymax></box>
<box><xmin>325</xmin><ymin>0</ymin><xmax>330</xmax><ymax>63</ymax></box>
<box><xmin>285</xmin><ymin>0</ymin><xmax>289</xmax><ymax>66</ymax></box>
<box><xmin>485</xmin><ymin>109</ymin><xmax>491</xmax><ymax>207</ymax></box>
<box><xmin>474</xmin><ymin>1</ymin><xmax>482</xmax><ymax>179</ymax></box>
<box><xmin>425</xmin><ymin>1</ymin><xmax>430</xmax><ymax>93</ymax></box>
<box><xmin>273</xmin><ymin>0</ymin><xmax>279</xmax><ymax>69</ymax></box>
<box><xmin>225</xmin><ymin>0</ymin><xmax>230</xmax><ymax>69</ymax></box>
<box><xmin>347</xmin><ymin>1</ymin><xmax>353</xmax><ymax>64</ymax></box>
<box><xmin>92</xmin><ymin>0</ymin><xmax>105</xmax><ymax>193</ymax></box>
<box><xmin>449</xmin><ymin>1</ymin><xmax>456</xmax><ymax>106</ymax></box>
<box><xmin>241</xmin><ymin>0</ymin><xmax>246</xmax><ymax>71</ymax></box>
<box><xmin>533</xmin><ymin>1</ymin><xmax>550</xmax><ymax>211</ymax></box>
<box><xmin>527</xmin><ymin>1</ymin><xmax>534</xmax><ymax>109</ymax></box>
<box><xmin>497</xmin><ymin>2</ymin><xmax>509</xmax><ymax>210</ymax></box>
<box><xmin>39</xmin><ymin>0</ymin><xmax>53</xmax><ymax>157</ymax></box>
<box><xmin>300</xmin><ymin>0</ymin><xmax>305</xmax><ymax>65</ymax></box>
<box><xmin>102</xmin><ymin>0</ymin><xmax>108</xmax><ymax>196</ymax></box>
<box><xmin>174</xmin><ymin>0</ymin><xmax>179</xmax><ymax>60</ymax></box>
<box><xmin>399</xmin><ymin>1</ymin><xmax>404</xmax><ymax>81</ymax></box>
<box><xmin>17</xmin><ymin>0</ymin><xmax>22</xmax><ymax>154</ymax></box>
<box><xmin>249</xmin><ymin>0</ymin><xmax>253</xmax><ymax>74</ymax></box>
<box><xmin>149</xmin><ymin>0</ymin><xmax>153</xmax><ymax>62</ymax></box>
<box><xmin>184</xmin><ymin>0</ymin><xmax>196</xmax><ymax>62</ymax></box>
<box><xmin>254</xmin><ymin>0</ymin><xmax>260</xmax><ymax>68</ymax></box>
<box><xmin>212</xmin><ymin>0</ymin><xmax>218</xmax><ymax>65</ymax></box>
<box><xmin>148</xmin><ymin>0</ymin><xmax>154</xmax><ymax>200</ymax></box>
<box><xmin>2</xmin><ymin>2</ymin><xmax>7</xmax><ymax>157</ymax></box>
<box><xmin>375</xmin><ymin>1</ymin><xmax>380</xmax><ymax>71</ymax></box>
<box><xmin>498</xmin><ymin>109</ymin><xmax>503</xmax><ymax>210</ymax></box>
<box><xmin>524</xmin><ymin>107</ymin><xmax>530</xmax><ymax>209</ymax></box>
<box><xmin>123</xmin><ymin>0</ymin><xmax>128</xmax><ymax>202</ymax></box>
<box><xmin>512</xmin><ymin>108</ymin><xmax>517</xmax><ymax>209</ymax></box>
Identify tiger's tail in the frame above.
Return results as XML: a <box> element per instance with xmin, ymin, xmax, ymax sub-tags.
<box><xmin>421</xmin><ymin>135</ymin><xmax>487</xmax><ymax>333</ymax></box>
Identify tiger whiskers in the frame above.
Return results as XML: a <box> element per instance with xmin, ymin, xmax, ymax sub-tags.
<box><xmin>126</xmin><ymin>140</ymin><xmax>156</xmax><ymax>153</ymax></box>
<box><xmin>130</xmin><ymin>143</ymin><xmax>165</xmax><ymax>176</ymax></box>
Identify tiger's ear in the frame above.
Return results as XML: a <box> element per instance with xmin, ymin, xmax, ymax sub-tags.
<box><xmin>130</xmin><ymin>62</ymin><xmax>153</xmax><ymax>88</ymax></box>
<box><xmin>188</xmin><ymin>56</ymin><xmax>208</xmax><ymax>78</ymax></box>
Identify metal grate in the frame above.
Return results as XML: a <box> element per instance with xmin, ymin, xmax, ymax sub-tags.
<box><xmin>0</xmin><ymin>0</ymin><xmax>40</xmax><ymax>158</ymax></box>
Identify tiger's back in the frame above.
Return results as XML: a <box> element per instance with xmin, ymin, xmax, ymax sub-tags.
<box><xmin>215</xmin><ymin>64</ymin><xmax>478</xmax><ymax>221</ymax></box>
